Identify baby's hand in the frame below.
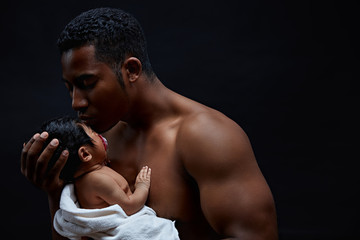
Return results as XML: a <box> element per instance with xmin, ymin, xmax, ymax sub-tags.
<box><xmin>135</xmin><ymin>166</ymin><xmax>151</xmax><ymax>190</ymax></box>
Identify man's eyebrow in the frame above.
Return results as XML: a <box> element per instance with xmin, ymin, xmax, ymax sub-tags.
<box><xmin>61</xmin><ymin>74</ymin><xmax>95</xmax><ymax>83</ymax></box>
<box><xmin>74</xmin><ymin>74</ymin><xmax>95</xmax><ymax>82</ymax></box>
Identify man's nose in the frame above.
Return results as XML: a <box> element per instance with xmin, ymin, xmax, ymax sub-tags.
<box><xmin>71</xmin><ymin>88</ymin><xmax>88</xmax><ymax>111</ymax></box>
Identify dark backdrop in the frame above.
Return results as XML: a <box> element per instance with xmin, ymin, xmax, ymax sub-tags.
<box><xmin>1</xmin><ymin>0</ymin><xmax>357</xmax><ymax>239</ymax></box>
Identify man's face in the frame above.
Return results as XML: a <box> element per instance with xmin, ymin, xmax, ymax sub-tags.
<box><xmin>61</xmin><ymin>45</ymin><xmax>129</xmax><ymax>133</ymax></box>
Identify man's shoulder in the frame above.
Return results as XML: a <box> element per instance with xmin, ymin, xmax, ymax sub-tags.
<box><xmin>176</xmin><ymin>108</ymin><xmax>252</xmax><ymax>167</ymax></box>
<box><xmin>177</xmin><ymin>108</ymin><xmax>246</xmax><ymax>143</ymax></box>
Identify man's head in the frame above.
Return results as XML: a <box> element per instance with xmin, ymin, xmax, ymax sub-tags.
<box><xmin>40</xmin><ymin>116</ymin><xmax>95</xmax><ymax>182</ymax></box>
<box><xmin>57</xmin><ymin>7</ymin><xmax>153</xmax><ymax>85</ymax></box>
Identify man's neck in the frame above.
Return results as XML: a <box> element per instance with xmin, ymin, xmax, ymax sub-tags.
<box><xmin>124</xmin><ymin>78</ymin><xmax>179</xmax><ymax>130</ymax></box>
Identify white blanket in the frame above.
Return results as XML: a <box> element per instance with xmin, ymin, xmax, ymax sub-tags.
<box><xmin>54</xmin><ymin>184</ymin><xmax>180</xmax><ymax>240</ymax></box>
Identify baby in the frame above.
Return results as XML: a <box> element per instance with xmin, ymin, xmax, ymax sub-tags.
<box><xmin>40</xmin><ymin>116</ymin><xmax>150</xmax><ymax>214</ymax></box>
<box><xmin>39</xmin><ymin>116</ymin><xmax>179</xmax><ymax>240</ymax></box>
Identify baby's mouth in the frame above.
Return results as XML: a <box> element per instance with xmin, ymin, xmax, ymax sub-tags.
<box><xmin>98</xmin><ymin>134</ymin><xmax>108</xmax><ymax>150</ymax></box>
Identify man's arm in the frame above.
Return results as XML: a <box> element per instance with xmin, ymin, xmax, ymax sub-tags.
<box><xmin>21</xmin><ymin>132</ymin><xmax>69</xmax><ymax>240</ymax></box>
<box><xmin>178</xmin><ymin>113</ymin><xmax>278</xmax><ymax>240</ymax></box>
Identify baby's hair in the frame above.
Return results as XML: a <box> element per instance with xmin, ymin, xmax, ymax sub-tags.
<box><xmin>39</xmin><ymin>116</ymin><xmax>94</xmax><ymax>182</ymax></box>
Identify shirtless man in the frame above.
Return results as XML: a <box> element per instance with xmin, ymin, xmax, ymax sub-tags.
<box><xmin>21</xmin><ymin>8</ymin><xmax>278</xmax><ymax>239</ymax></box>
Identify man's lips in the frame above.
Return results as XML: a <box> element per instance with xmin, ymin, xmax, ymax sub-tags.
<box><xmin>79</xmin><ymin>115</ymin><xmax>96</xmax><ymax>124</ymax></box>
<box><xmin>79</xmin><ymin>115</ymin><xmax>93</xmax><ymax>120</ymax></box>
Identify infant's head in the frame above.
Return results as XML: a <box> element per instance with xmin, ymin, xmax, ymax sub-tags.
<box><xmin>40</xmin><ymin>116</ymin><xmax>108</xmax><ymax>182</ymax></box>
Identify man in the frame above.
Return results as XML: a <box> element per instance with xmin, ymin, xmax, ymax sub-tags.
<box><xmin>21</xmin><ymin>8</ymin><xmax>277</xmax><ymax>239</ymax></box>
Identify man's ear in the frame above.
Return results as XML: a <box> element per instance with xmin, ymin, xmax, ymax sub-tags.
<box><xmin>124</xmin><ymin>57</ymin><xmax>142</xmax><ymax>83</ymax></box>
<box><xmin>78</xmin><ymin>146</ymin><xmax>93</xmax><ymax>162</ymax></box>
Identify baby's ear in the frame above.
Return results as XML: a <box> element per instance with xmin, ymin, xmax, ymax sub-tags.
<box><xmin>78</xmin><ymin>146</ymin><xmax>92</xmax><ymax>162</ymax></box>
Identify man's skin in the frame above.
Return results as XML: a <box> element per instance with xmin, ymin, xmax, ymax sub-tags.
<box><xmin>21</xmin><ymin>45</ymin><xmax>278</xmax><ymax>239</ymax></box>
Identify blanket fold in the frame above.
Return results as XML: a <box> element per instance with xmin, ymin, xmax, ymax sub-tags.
<box><xmin>54</xmin><ymin>184</ymin><xmax>180</xmax><ymax>240</ymax></box>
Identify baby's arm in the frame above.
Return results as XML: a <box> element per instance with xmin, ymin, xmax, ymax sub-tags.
<box><xmin>129</xmin><ymin>166</ymin><xmax>151</xmax><ymax>211</ymax></box>
<box><xmin>87</xmin><ymin>166</ymin><xmax>151</xmax><ymax>215</ymax></box>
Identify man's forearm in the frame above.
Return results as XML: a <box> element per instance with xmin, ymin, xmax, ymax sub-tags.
<box><xmin>48</xmin><ymin>194</ymin><xmax>68</xmax><ymax>240</ymax></box>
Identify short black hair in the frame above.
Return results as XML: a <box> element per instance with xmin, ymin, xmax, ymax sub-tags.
<box><xmin>39</xmin><ymin>116</ymin><xmax>94</xmax><ymax>182</ymax></box>
<box><xmin>57</xmin><ymin>7</ymin><xmax>154</xmax><ymax>83</ymax></box>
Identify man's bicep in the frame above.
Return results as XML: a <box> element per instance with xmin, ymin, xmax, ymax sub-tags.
<box><xmin>178</xmin><ymin>114</ymin><xmax>277</xmax><ymax>239</ymax></box>
<box><xmin>198</xmin><ymin>171</ymin><xmax>276</xmax><ymax>239</ymax></box>
<box><xmin>193</xmin><ymin>148</ymin><xmax>277</xmax><ymax>239</ymax></box>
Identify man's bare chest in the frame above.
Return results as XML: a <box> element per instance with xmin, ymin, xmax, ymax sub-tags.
<box><xmin>104</xmin><ymin>124</ymin><xmax>199</xmax><ymax>221</ymax></box>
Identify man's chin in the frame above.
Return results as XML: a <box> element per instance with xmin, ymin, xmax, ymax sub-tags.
<box><xmin>91</xmin><ymin>121</ymin><xmax>120</xmax><ymax>134</ymax></box>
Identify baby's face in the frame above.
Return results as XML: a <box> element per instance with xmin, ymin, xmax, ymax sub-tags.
<box><xmin>81</xmin><ymin>124</ymin><xmax>108</xmax><ymax>162</ymax></box>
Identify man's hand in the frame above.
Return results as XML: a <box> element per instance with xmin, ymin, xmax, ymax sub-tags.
<box><xmin>21</xmin><ymin>132</ymin><xmax>68</xmax><ymax>195</ymax></box>
<box><xmin>21</xmin><ymin>132</ymin><xmax>69</xmax><ymax>240</ymax></box>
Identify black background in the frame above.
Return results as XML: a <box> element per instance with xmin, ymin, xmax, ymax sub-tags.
<box><xmin>1</xmin><ymin>0</ymin><xmax>357</xmax><ymax>239</ymax></box>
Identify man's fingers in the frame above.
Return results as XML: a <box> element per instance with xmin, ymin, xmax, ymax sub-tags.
<box><xmin>24</xmin><ymin>132</ymin><xmax>49</xmax><ymax>180</ymax></box>
<box><xmin>21</xmin><ymin>133</ymin><xmax>39</xmax><ymax>175</ymax></box>
<box><xmin>34</xmin><ymin>138</ymin><xmax>60</xmax><ymax>186</ymax></box>
<box><xmin>38</xmin><ymin>150</ymin><xmax>68</xmax><ymax>194</ymax></box>
<box><xmin>47</xmin><ymin>150</ymin><xmax>68</xmax><ymax>180</ymax></box>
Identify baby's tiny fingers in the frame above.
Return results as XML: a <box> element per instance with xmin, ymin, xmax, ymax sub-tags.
<box><xmin>143</xmin><ymin>166</ymin><xmax>149</xmax><ymax>177</ymax></box>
